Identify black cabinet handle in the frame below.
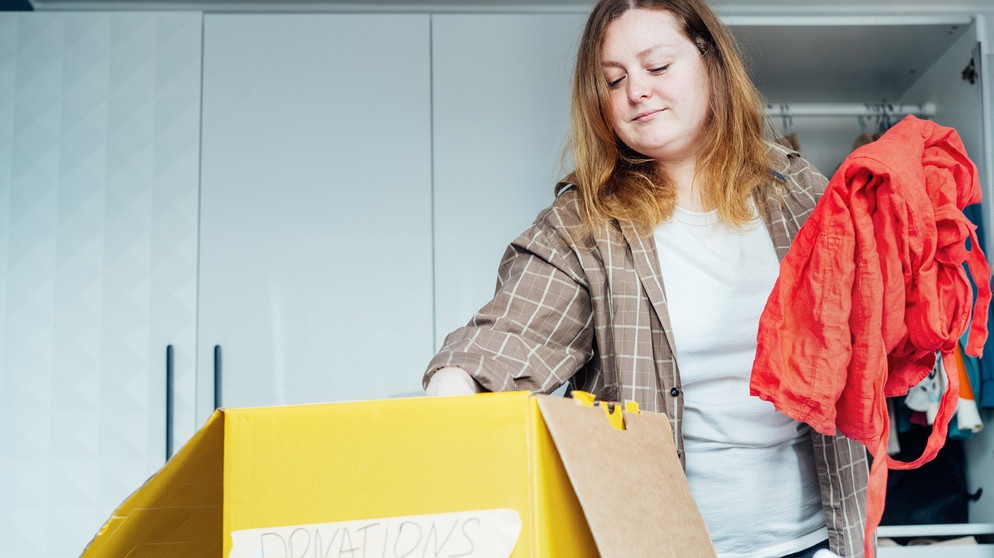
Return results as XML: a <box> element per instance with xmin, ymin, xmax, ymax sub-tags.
<box><xmin>165</xmin><ymin>344</ymin><xmax>174</xmax><ymax>460</ymax></box>
<box><xmin>214</xmin><ymin>345</ymin><xmax>222</xmax><ymax>410</ymax></box>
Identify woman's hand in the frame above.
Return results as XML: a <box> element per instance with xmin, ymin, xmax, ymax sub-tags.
<box><xmin>424</xmin><ymin>367</ymin><xmax>481</xmax><ymax>396</ymax></box>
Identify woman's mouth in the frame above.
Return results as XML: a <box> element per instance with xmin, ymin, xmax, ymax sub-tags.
<box><xmin>632</xmin><ymin>108</ymin><xmax>664</xmax><ymax>122</ymax></box>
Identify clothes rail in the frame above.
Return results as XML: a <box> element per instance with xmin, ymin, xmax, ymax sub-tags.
<box><xmin>765</xmin><ymin>103</ymin><xmax>936</xmax><ymax>118</ymax></box>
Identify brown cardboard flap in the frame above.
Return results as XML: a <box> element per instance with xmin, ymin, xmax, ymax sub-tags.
<box><xmin>536</xmin><ymin>395</ymin><xmax>716</xmax><ymax>558</ymax></box>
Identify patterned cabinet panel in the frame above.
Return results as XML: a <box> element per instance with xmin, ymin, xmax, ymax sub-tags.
<box><xmin>0</xmin><ymin>12</ymin><xmax>201</xmax><ymax>558</ymax></box>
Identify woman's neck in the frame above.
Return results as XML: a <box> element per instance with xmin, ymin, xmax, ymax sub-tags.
<box><xmin>664</xmin><ymin>158</ymin><xmax>706</xmax><ymax>212</ymax></box>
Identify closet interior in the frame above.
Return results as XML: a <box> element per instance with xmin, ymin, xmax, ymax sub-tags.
<box><xmin>729</xmin><ymin>14</ymin><xmax>994</xmax><ymax>557</ymax></box>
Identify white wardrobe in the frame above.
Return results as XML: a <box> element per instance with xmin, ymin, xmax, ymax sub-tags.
<box><xmin>0</xmin><ymin>12</ymin><xmax>202</xmax><ymax>558</ymax></box>
<box><xmin>197</xmin><ymin>13</ymin><xmax>436</xmax><ymax>418</ymax></box>
<box><xmin>2</xmin><ymin>3</ymin><xmax>993</xmax><ymax>557</ymax></box>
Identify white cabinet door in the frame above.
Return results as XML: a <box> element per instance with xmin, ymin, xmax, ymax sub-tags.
<box><xmin>199</xmin><ymin>14</ymin><xmax>433</xmax><ymax>422</ymax></box>
<box><xmin>431</xmin><ymin>13</ymin><xmax>587</xmax><ymax>348</ymax></box>
<box><xmin>0</xmin><ymin>12</ymin><xmax>202</xmax><ymax>558</ymax></box>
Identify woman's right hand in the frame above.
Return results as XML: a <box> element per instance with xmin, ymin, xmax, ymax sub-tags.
<box><xmin>424</xmin><ymin>367</ymin><xmax>481</xmax><ymax>397</ymax></box>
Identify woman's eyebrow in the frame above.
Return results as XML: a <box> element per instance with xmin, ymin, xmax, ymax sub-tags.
<box><xmin>601</xmin><ymin>43</ymin><xmax>681</xmax><ymax>67</ymax></box>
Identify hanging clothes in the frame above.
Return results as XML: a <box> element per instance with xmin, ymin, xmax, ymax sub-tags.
<box><xmin>852</xmin><ymin>107</ymin><xmax>898</xmax><ymax>153</ymax></box>
<box><xmin>750</xmin><ymin>115</ymin><xmax>991</xmax><ymax>558</ymax></box>
<box><xmin>852</xmin><ymin>131</ymin><xmax>875</xmax><ymax>152</ymax></box>
<box><xmin>952</xmin><ymin>342</ymin><xmax>985</xmax><ymax>436</ymax></box>
<box><xmin>962</xmin><ymin>202</ymin><xmax>994</xmax><ymax>409</ymax></box>
<box><xmin>901</xmin><ymin>343</ymin><xmax>985</xmax><ymax>438</ymax></box>
<box><xmin>903</xmin><ymin>358</ymin><xmax>947</xmax><ymax>425</ymax></box>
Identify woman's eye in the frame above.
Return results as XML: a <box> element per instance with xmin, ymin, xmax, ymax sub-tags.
<box><xmin>606</xmin><ymin>75</ymin><xmax>625</xmax><ymax>88</ymax></box>
<box><xmin>649</xmin><ymin>64</ymin><xmax>670</xmax><ymax>74</ymax></box>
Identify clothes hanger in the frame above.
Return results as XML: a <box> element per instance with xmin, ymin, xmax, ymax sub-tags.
<box><xmin>779</xmin><ymin>104</ymin><xmax>801</xmax><ymax>151</ymax></box>
<box><xmin>852</xmin><ymin>113</ymin><xmax>875</xmax><ymax>152</ymax></box>
<box><xmin>871</xmin><ymin>103</ymin><xmax>893</xmax><ymax>141</ymax></box>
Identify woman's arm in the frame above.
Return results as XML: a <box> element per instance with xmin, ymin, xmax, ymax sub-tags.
<box><xmin>423</xmin><ymin>192</ymin><xmax>595</xmax><ymax>395</ymax></box>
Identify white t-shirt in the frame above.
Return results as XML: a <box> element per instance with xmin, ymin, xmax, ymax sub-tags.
<box><xmin>654</xmin><ymin>205</ymin><xmax>827</xmax><ymax>558</ymax></box>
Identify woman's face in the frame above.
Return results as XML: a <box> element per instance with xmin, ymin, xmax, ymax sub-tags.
<box><xmin>601</xmin><ymin>8</ymin><xmax>711</xmax><ymax>168</ymax></box>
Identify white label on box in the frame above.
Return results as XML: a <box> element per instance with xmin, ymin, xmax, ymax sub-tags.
<box><xmin>228</xmin><ymin>508</ymin><xmax>522</xmax><ymax>558</ymax></box>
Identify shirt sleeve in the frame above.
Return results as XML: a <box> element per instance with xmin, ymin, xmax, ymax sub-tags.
<box><xmin>424</xmin><ymin>196</ymin><xmax>596</xmax><ymax>394</ymax></box>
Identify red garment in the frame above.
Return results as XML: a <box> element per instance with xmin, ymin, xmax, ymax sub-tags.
<box><xmin>750</xmin><ymin>116</ymin><xmax>990</xmax><ymax>558</ymax></box>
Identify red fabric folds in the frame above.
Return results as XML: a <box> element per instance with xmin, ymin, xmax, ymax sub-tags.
<box><xmin>750</xmin><ymin>116</ymin><xmax>991</xmax><ymax>557</ymax></box>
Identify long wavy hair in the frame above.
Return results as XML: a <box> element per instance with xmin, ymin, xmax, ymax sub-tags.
<box><xmin>564</xmin><ymin>0</ymin><xmax>774</xmax><ymax>232</ymax></box>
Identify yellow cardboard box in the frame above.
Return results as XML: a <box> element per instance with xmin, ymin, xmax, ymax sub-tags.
<box><xmin>81</xmin><ymin>391</ymin><xmax>716</xmax><ymax>557</ymax></box>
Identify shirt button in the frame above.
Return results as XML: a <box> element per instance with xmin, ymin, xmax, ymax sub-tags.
<box><xmin>670</xmin><ymin>387</ymin><xmax>681</xmax><ymax>397</ymax></box>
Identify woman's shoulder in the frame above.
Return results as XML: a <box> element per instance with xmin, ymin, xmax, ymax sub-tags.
<box><xmin>765</xmin><ymin>141</ymin><xmax>828</xmax><ymax>189</ymax></box>
<box><xmin>520</xmin><ymin>183</ymin><xmax>620</xmax><ymax>254</ymax></box>
<box><xmin>531</xmin><ymin>183</ymin><xmax>588</xmax><ymax>235</ymax></box>
<box><xmin>764</xmin><ymin>141</ymin><xmax>829</xmax><ymax>207</ymax></box>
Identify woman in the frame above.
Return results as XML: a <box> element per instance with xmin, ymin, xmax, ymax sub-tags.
<box><xmin>423</xmin><ymin>0</ymin><xmax>869</xmax><ymax>556</ymax></box>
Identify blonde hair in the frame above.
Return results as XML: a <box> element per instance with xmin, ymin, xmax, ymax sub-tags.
<box><xmin>564</xmin><ymin>0</ymin><xmax>774</xmax><ymax>232</ymax></box>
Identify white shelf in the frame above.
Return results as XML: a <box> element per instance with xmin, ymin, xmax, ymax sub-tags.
<box><xmin>878</xmin><ymin>523</ymin><xmax>994</xmax><ymax>538</ymax></box>
<box><xmin>879</xmin><ymin>546</ymin><xmax>994</xmax><ymax>558</ymax></box>
<box><xmin>878</xmin><ymin>524</ymin><xmax>994</xmax><ymax>557</ymax></box>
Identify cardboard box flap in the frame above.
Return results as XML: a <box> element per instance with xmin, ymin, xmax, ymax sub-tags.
<box><xmin>536</xmin><ymin>395</ymin><xmax>717</xmax><ymax>558</ymax></box>
<box><xmin>80</xmin><ymin>409</ymin><xmax>225</xmax><ymax>557</ymax></box>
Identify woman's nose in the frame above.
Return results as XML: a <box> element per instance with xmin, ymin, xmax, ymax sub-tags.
<box><xmin>626</xmin><ymin>75</ymin><xmax>651</xmax><ymax>103</ymax></box>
